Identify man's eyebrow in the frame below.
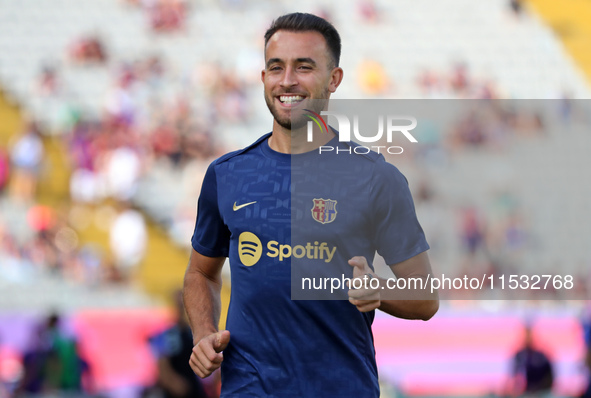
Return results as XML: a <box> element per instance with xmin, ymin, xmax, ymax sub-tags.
<box><xmin>266</xmin><ymin>58</ymin><xmax>283</xmax><ymax>67</ymax></box>
<box><xmin>265</xmin><ymin>58</ymin><xmax>318</xmax><ymax>68</ymax></box>
<box><xmin>296</xmin><ymin>58</ymin><xmax>316</xmax><ymax>66</ymax></box>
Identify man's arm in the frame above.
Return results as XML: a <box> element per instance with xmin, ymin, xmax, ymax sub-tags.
<box><xmin>183</xmin><ymin>249</ymin><xmax>230</xmax><ymax>378</ymax></box>
<box><xmin>379</xmin><ymin>251</ymin><xmax>439</xmax><ymax>320</ymax></box>
<box><xmin>348</xmin><ymin>251</ymin><xmax>439</xmax><ymax>320</ymax></box>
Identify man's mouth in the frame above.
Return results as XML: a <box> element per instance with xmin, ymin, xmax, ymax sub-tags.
<box><xmin>277</xmin><ymin>95</ymin><xmax>306</xmax><ymax>105</ymax></box>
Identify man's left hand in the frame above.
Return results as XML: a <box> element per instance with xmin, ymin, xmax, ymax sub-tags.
<box><xmin>348</xmin><ymin>256</ymin><xmax>381</xmax><ymax>312</ymax></box>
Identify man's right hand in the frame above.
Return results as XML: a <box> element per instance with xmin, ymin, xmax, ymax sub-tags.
<box><xmin>189</xmin><ymin>330</ymin><xmax>231</xmax><ymax>378</ymax></box>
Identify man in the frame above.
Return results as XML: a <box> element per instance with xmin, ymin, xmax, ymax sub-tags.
<box><xmin>510</xmin><ymin>325</ymin><xmax>554</xmax><ymax>396</ymax></box>
<box><xmin>16</xmin><ymin>314</ymin><xmax>92</xmax><ymax>396</ymax></box>
<box><xmin>147</xmin><ymin>291</ymin><xmax>208</xmax><ymax>398</ymax></box>
<box><xmin>184</xmin><ymin>12</ymin><xmax>438</xmax><ymax>397</ymax></box>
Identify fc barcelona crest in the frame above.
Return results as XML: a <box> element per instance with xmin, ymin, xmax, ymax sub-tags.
<box><xmin>311</xmin><ymin>198</ymin><xmax>338</xmax><ymax>224</ymax></box>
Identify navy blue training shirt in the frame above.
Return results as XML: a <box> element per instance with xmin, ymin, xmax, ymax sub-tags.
<box><xmin>192</xmin><ymin>133</ymin><xmax>429</xmax><ymax>397</ymax></box>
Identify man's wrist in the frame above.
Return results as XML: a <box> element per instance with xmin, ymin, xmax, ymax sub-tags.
<box><xmin>192</xmin><ymin>327</ymin><xmax>218</xmax><ymax>345</ymax></box>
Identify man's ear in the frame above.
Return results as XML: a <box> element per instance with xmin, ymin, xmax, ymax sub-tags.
<box><xmin>261</xmin><ymin>69</ymin><xmax>266</xmax><ymax>84</ymax></box>
<box><xmin>328</xmin><ymin>67</ymin><xmax>344</xmax><ymax>93</ymax></box>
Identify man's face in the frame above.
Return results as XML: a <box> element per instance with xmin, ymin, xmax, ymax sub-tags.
<box><xmin>262</xmin><ymin>30</ymin><xmax>342</xmax><ymax>130</ymax></box>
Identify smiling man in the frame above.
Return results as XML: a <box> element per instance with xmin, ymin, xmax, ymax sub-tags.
<box><xmin>183</xmin><ymin>12</ymin><xmax>438</xmax><ymax>397</ymax></box>
<box><xmin>262</xmin><ymin>25</ymin><xmax>340</xmax><ymax>154</ymax></box>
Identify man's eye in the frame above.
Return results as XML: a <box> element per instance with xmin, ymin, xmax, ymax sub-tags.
<box><xmin>269</xmin><ymin>66</ymin><xmax>281</xmax><ymax>71</ymax></box>
<box><xmin>299</xmin><ymin>65</ymin><xmax>312</xmax><ymax>70</ymax></box>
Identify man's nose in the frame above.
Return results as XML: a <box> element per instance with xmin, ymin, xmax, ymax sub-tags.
<box><xmin>280</xmin><ymin>66</ymin><xmax>298</xmax><ymax>88</ymax></box>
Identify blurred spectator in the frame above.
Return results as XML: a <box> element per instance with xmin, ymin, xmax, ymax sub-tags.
<box><xmin>181</xmin><ymin>131</ymin><xmax>216</xmax><ymax>163</ymax></box>
<box><xmin>357</xmin><ymin>59</ymin><xmax>390</xmax><ymax>95</ymax></box>
<box><xmin>9</xmin><ymin>121</ymin><xmax>44</xmax><ymax>201</ymax></box>
<box><xmin>417</xmin><ymin>69</ymin><xmax>444</xmax><ymax>98</ymax></box>
<box><xmin>102</xmin><ymin>257</ymin><xmax>126</xmax><ymax>283</ymax></box>
<box><xmin>68</xmin><ymin>121</ymin><xmax>97</xmax><ymax>171</ymax></box>
<box><xmin>450</xmin><ymin>111</ymin><xmax>487</xmax><ymax>148</ymax></box>
<box><xmin>68</xmin><ymin>121</ymin><xmax>104</xmax><ymax>204</ymax></box>
<box><xmin>502</xmin><ymin>212</ymin><xmax>529</xmax><ymax>254</ymax></box>
<box><xmin>70</xmin><ymin>168</ymin><xmax>104</xmax><ymax>204</ymax></box>
<box><xmin>14</xmin><ymin>323</ymin><xmax>50</xmax><ymax>396</ymax></box>
<box><xmin>109</xmin><ymin>203</ymin><xmax>147</xmax><ymax>277</ymax></box>
<box><xmin>449</xmin><ymin>62</ymin><xmax>471</xmax><ymax>96</ymax></box>
<box><xmin>16</xmin><ymin>313</ymin><xmax>92</xmax><ymax>396</ymax></box>
<box><xmin>509</xmin><ymin>0</ymin><xmax>524</xmax><ymax>17</ymax></box>
<box><xmin>147</xmin><ymin>0</ymin><xmax>187</xmax><ymax>33</ymax></box>
<box><xmin>68</xmin><ymin>36</ymin><xmax>107</xmax><ymax>65</ymax></box>
<box><xmin>44</xmin><ymin>314</ymin><xmax>92</xmax><ymax>395</ymax></box>
<box><xmin>104</xmin><ymin>79</ymin><xmax>137</xmax><ymax>127</ymax></box>
<box><xmin>75</xmin><ymin>244</ymin><xmax>105</xmax><ymax>285</ymax></box>
<box><xmin>0</xmin><ymin>223</ymin><xmax>31</xmax><ymax>283</ymax></box>
<box><xmin>357</xmin><ymin>0</ymin><xmax>378</xmax><ymax>23</ymax></box>
<box><xmin>35</xmin><ymin>65</ymin><xmax>61</xmax><ymax>97</ymax></box>
<box><xmin>103</xmin><ymin>143</ymin><xmax>142</xmax><ymax>202</ymax></box>
<box><xmin>146</xmin><ymin>291</ymin><xmax>209</xmax><ymax>398</ymax></box>
<box><xmin>460</xmin><ymin>207</ymin><xmax>486</xmax><ymax>256</ymax></box>
<box><xmin>509</xmin><ymin>324</ymin><xmax>554</xmax><ymax>396</ymax></box>
<box><xmin>150</xmin><ymin>121</ymin><xmax>182</xmax><ymax>167</ymax></box>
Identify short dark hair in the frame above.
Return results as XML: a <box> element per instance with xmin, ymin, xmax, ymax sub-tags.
<box><xmin>264</xmin><ymin>12</ymin><xmax>341</xmax><ymax>68</ymax></box>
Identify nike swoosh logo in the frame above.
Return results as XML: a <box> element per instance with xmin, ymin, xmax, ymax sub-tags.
<box><xmin>233</xmin><ymin>201</ymin><xmax>257</xmax><ymax>211</ymax></box>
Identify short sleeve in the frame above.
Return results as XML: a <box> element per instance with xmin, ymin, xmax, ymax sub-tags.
<box><xmin>370</xmin><ymin>159</ymin><xmax>429</xmax><ymax>265</ymax></box>
<box><xmin>191</xmin><ymin>162</ymin><xmax>230</xmax><ymax>257</ymax></box>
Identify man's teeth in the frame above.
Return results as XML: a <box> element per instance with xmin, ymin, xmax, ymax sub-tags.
<box><xmin>279</xmin><ymin>95</ymin><xmax>304</xmax><ymax>104</ymax></box>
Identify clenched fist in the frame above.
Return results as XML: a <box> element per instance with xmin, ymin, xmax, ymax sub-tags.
<box><xmin>189</xmin><ymin>330</ymin><xmax>231</xmax><ymax>378</ymax></box>
<box><xmin>348</xmin><ymin>256</ymin><xmax>381</xmax><ymax>312</ymax></box>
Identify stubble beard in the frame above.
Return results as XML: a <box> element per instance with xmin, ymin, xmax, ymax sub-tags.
<box><xmin>265</xmin><ymin>89</ymin><xmax>329</xmax><ymax>133</ymax></box>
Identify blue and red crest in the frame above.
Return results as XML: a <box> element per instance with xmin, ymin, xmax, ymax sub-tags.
<box><xmin>311</xmin><ymin>198</ymin><xmax>338</xmax><ymax>224</ymax></box>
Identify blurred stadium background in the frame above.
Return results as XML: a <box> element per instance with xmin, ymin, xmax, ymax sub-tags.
<box><xmin>0</xmin><ymin>0</ymin><xmax>590</xmax><ymax>397</ymax></box>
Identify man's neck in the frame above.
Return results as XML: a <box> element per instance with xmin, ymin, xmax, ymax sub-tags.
<box><xmin>268</xmin><ymin>121</ymin><xmax>334</xmax><ymax>154</ymax></box>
